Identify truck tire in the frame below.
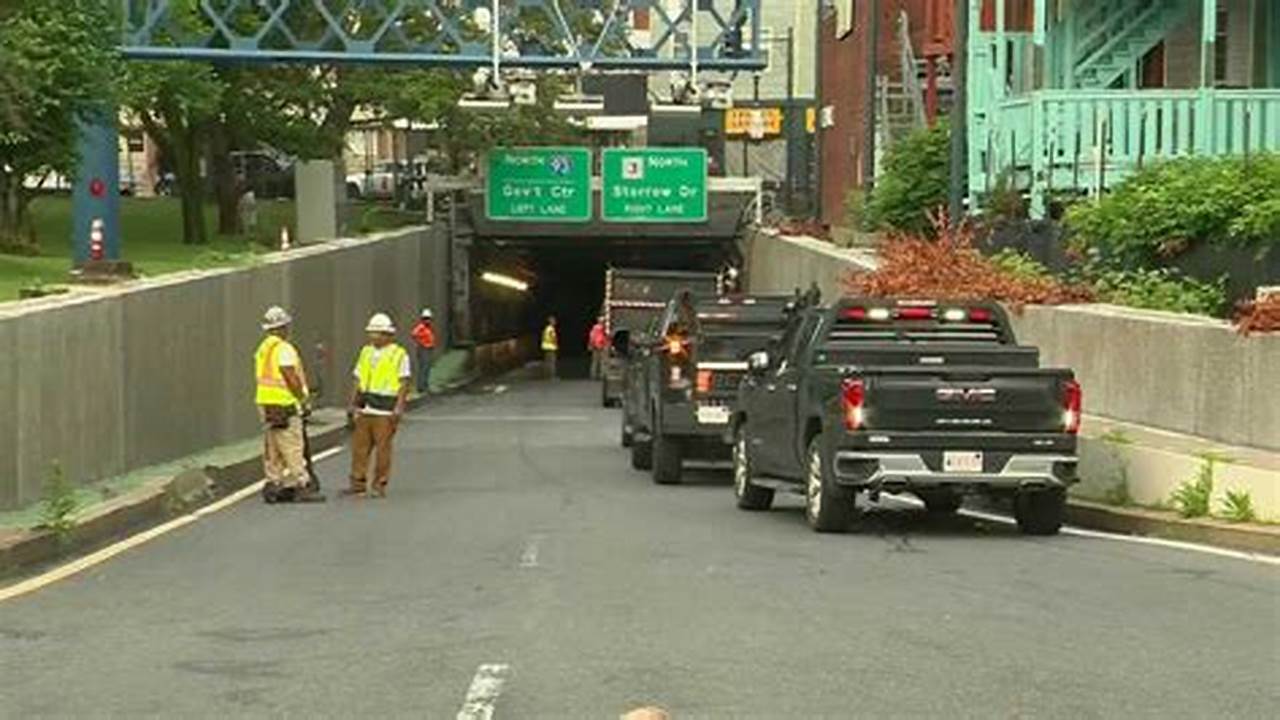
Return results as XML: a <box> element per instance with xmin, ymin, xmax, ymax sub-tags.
<box><xmin>805</xmin><ymin>435</ymin><xmax>856</xmax><ymax>533</ymax></box>
<box><xmin>733</xmin><ymin>425</ymin><xmax>773</xmax><ymax>510</ymax></box>
<box><xmin>652</xmin><ymin>432</ymin><xmax>683</xmax><ymax>485</ymax></box>
<box><xmin>919</xmin><ymin>490</ymin><xmax>962</xmax><ymax>515</ymax></box>
<box><xmin>1014</xmin><ymin>488</ymin><xmax>1066</xmax><ymax>535</ymax></box>
<box><xmin>631</xmin><ymin>437</ymin><xmax>652</xmax><ymax>471</ymax></box>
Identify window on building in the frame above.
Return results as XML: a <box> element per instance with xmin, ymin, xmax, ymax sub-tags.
<box><xmin>1214</xmin><ymin>2</ymin><xmax>1228</xmax><ymax>85</ymax></box>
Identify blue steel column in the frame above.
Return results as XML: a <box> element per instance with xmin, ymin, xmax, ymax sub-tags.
<box><xmin>71</xmin><ymin>112</ymin><xmax>121</xmax><ymax>264</ymax></box>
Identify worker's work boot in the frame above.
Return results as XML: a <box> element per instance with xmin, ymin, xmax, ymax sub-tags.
<box><xmin>292</xmin><ymin>486</ymin><xmax>326</xmax><ymax>503</ymax></box>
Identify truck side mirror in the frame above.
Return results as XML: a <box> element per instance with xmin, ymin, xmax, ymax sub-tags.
<box><xmin>747</xmin><ymin>351</ymin><xmax>770</xmax><ymax>375</ymax></box>
<box><xmin>611</xmin><ymin>329</ymin><xmax>631</xmax><ymax>357</ymax></box>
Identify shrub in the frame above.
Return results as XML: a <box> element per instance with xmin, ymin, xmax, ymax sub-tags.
<box><xmin>1090</xmin><ymin>268</ymin><xmax>1228</xmax><ymax>317</ymax></box>
<box><xmin>990</xmin><ymin>248</ymin><xmax>1053</xmax><ymax>282</ymax></box>
<box><xmin>40</xmin><ymin>461</ymin><xmax>79</xmax><ymax>543</ymax></box>
<box><xmin>1169</xmin><ymin>453</ymin><xmax>1226</xmax><ymax>519</ymax></box>
<box><xmin>864</xmin><ymin>121</ymin><xmax>950</xmax><ymax>235</ymax></box>
<box><xmin>1219</xmin><ymin>490</ymin><xmax>1257</xmax><ymax>523</ymax></box>
<box><xmin>1066</xmin><ymin>155</ymin><xmax>1280</xmax><ymax>265</ymax></box>
<box><xmin>1234</xmin><ymin>294</ymin><xmax>1280</xmax><ymax>335</ymax></box>
<box><xmin>844</xmin><ymin>216</ymin><xmax>1095</xmax><ymax>307</ymax></box>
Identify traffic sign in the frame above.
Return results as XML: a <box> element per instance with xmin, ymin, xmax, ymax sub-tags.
<box><xmin>601</xmin><ymin>148</ymin><xmax>708</xmax><ymax>223</ymax></box>
<box><xmin>486</xmin><ymin>147</ymin><xmax>591</xmax><ymax>222</ymax></box>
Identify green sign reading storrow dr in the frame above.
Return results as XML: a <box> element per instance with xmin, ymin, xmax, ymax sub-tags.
<box><xmin>602</xmin><ymin>148</ymin><xmax>708</xmax><ymax>223</ymax></box>
<box><xmin>486</xmin><ymin>147</ymin><xmax>591</xmax><ymax>222</ymax></box>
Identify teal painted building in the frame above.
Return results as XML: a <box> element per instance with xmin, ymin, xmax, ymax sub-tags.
<box><xmin>969</xmin><ymin>0</ymin><xmax>1280</xmax><ymax>216</ymax></box>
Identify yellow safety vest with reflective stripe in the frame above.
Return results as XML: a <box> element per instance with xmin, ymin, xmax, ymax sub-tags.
<box><xmin>255</xmin><ymin>335</ymin><xmax>306</xmax><ymax>407</ymax></box>
<box><xmin>541</xmin><ymin>325</ymin><xmax>558</xmax><ymax>351</ymax></box>
<box><xmin>355</xmin><ymin>343</ymin><xmax>408</xmax><ymax>398</ymax></box>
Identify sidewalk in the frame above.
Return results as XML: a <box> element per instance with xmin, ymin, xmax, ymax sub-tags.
<box><xmin>1068</xmin><ymin>414</ymin><xmax>1280</xmax><ymax>554</ymax></box>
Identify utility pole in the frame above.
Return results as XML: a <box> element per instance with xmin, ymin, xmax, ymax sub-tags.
<box><xmin>948</xmin><ymin>0</ymin><xmax>969</xmax><ymax>224</ymax></box>
<box><xmin>863</xmin><ymin>3</ymin><xmax>879</xmax><ymax>196</ymax></box>
<box><xmin>785</xmin><ymin>25</ymin><xmax>796</xmax><ymax>215</ymax></box>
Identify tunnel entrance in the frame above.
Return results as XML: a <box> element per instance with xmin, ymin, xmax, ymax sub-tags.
<box><xmin>444</xmin><ymin>189</ymin><xmax>754</xmax><ymax>379</ymax></box>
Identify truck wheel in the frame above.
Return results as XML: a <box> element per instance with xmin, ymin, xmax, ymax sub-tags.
<box><xmin>733</xmin><ymin>426</ymin><xmax>773</xmax><ymax>510</ymax></box>
<box><xmin>919</xmin><ymin>490</ymin><xmax>962</xmax><ymax>515</ymax></box>
<box><xmin>652</xmin><ymin>432</ymin><xmax>683</xmax><ymax>485</ymax></box>
<box><xmin>1014</xmin><ymin>488</ymin><xmax>1066</xmax><ymax>535</ymax></box>
<box><xmin>805</xmin><ymin>435</ymin><xmax>855</xmax><ymax>533</ymax></box>
<box><xmin>631</xmin><ymin>437</ymin><xmax>653</xmax><ymax>471</ymax></box>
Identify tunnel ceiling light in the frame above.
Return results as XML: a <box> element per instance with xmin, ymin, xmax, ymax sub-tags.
<box><xmin>481</xmin><ymin>271</ymin><xmax>530</xmax><ymax>292</ymax></box>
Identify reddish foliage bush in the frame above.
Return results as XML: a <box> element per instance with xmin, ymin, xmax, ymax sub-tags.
<box><xmin>1233</xmin><ymin>295</ymin><xmax>1280</xmax><ymax>335</ymax></box>
<box><xmin>843</xmin><ymin>215</ymin><xmax>1095</xmax><ymax>308</ymax></box>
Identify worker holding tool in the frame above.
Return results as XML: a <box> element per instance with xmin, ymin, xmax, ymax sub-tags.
<box><xmin>345</xmin><ymin>313</ymin><xmax>411</xmax><ymax>498</ymax></box>
<box><xmin>410</xmin><ymin>308</ymin><xmax>436</xmax><ymax>395</ymax></box>
<box><xmin>542</xmin><ymin>315</ymin><xmax>559</xmax><ymax>380</ymax></box>
<box><xmin>588</xmin><ymin>315</ymin><xmax>607</xmax><ymax>380</ymax></box>
<box><xmin>255</xmin><ymin>306</ymin><xmax>325</xmax><ymax>504</ymax></box>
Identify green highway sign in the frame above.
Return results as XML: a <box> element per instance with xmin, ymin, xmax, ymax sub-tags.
<box><xmin>601</xmin><ymin>148</ymin><xmax>708</xmax><ymax>223</ymax></box>
<box><xmin>486</xmin><ymin>147</ymin><xmax>591</xmax><ymax>222</ymax></box>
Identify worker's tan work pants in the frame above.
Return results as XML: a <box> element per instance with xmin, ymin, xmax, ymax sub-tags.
<box><xmin>262</xmin><ymin>414</ymin><xmax>307</xmax><ymax>489</ymax></box>
<box><xmin>349</xmin><ymin>414</ymin><xmax>397</xmax><ymax>492</ymax></box>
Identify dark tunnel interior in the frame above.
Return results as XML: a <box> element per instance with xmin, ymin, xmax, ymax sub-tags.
<box><xmin>470</xmin><ymin>239</ymin><xmax>736</xmax><ymax>378</ymax></box>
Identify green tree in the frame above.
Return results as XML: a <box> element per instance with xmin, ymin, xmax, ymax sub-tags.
<box><xmin>864</xmin><ymin>120</ymin><xmax>951</xmax><ymax>236</ymax></box>
<box><xmin>0</xmin><ymin>0</ymin><xmax>118</xmax><ymax>251</ymax></box>
<box><xmin>122</xmin><ymin>61</ymin><xmax>224</xmax><ymax>245</ymax></box>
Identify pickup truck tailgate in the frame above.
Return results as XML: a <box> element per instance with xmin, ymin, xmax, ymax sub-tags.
<box><xmin>860</xmin><ymin>368</ymin><xmax>1073</xmax><ymax>433</ymax></box>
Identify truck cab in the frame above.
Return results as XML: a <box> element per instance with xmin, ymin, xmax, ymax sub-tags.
<box><xmin>627</xmin><ymin>292</ymin><xmax>794</xmax><ymax>484</ymax></box>
<box><xmin>733</xmin><ymin>298</ymin><xmax>1081</xmax><ymax>535</ymax></box>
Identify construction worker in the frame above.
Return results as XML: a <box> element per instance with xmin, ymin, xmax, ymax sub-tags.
<box><xmin>410</xmin><ymin>308</ymin><xmax>436</xmax><ymax>395</ymax></box>
<box><xmin>255</xmin><ymin>306</ymin><xmax>324</xmax><ymax>503</ymax></box>
<box><xmin>542</xmin><ymin>315</ymin><xmax>559</xmax><ymax>380</ymax></box>
<box><xmin>345</xmin><ymin>313</ymin><xmax>411</xmax><ymax>498</ymax></box>
<box><xmin>588</xmin><ymin>315</ymin><xmax>607</xmax><ymax>380</ymax></box>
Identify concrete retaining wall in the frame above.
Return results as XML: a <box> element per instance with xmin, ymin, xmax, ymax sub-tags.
<box><xmin>0</xmin><ymin>227</ymin><xmax>449</xmax><ymax>510</ymax></box>
<box><xmin>744</xmin><ymin>230</ymin><xmax>1280</xmax><ymax>452</ymax></box>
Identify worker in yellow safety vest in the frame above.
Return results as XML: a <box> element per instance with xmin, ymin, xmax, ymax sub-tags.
<box><xmin>255</xmin><ymin>306</ymin><xmax>324</xmax><ymax>503</ymax></box>
<box><xmin>542</xmin><ymin>315</ymin><xmax>559</xmax><ymax>380</ymax></box>
<box><xmin>345</xmin><ymin>313</ymin><xmax>412</xmax><ymax>498</ymax></box>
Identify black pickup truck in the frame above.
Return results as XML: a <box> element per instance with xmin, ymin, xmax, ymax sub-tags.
<box><xmin>622</xmin><ymin>292</ymin><xmax>794</xmax><ymax>484</ymax></box>
<box><xmin>731</xmin><ymin>298</ymin><xmax>1081</xmax><ymax>534</ymax></box>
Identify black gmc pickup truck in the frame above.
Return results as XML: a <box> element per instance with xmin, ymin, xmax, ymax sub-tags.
<box><xmin>731</xmin><ymin>298</ymin><xmax>1081</xmax><ymax>534</ymax></box>
<box><xmin>621</xmin><ymin>292</ymin><xmax>794</xmax><ymax>484</ymax></box>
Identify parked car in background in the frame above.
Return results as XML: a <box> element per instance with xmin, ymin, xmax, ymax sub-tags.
<box><xmin>732</xmin><ymin>298</ymin><xmax>1081</xmax><ymax>534</ymax></box>
<box><xmin>231</xmin><ymin>150</ymin><xmax>294</xmax><ymax>199</ymax></box>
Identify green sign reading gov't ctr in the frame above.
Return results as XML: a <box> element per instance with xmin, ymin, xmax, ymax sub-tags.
<box><xmin>486</xmin><ymin>147</ymin><xmax>591</xmax><ymax>222</ymax></box>
<box><xmin>601</xmin><ymin>148</ymin><xmax>708</xmax><ymax>223</ymax></box>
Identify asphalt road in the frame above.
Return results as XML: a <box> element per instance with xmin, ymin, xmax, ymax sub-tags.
<box><xmin>1</xmin><ymin>372</ymin><xmax>1277</xmax><ymax>718</ymax></box>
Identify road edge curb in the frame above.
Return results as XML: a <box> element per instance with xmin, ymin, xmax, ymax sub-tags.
<box><xmin>1065</xmin><ymin>499</ymin><xmax>1280</xmax><ymax>556</ymax></box>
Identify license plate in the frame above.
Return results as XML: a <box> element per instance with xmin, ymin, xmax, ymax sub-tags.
<box><xmin>943</xmin><ymin>451</ymin><xmax>983</xmax><ymax>473</ymax></box>
<box><xmin>696</xmin><ymin>405</ymin><xmax>731</xmax><ymax>425</ymax></box>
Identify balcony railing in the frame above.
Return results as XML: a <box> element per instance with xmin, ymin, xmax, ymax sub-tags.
<box><xmin>977</xmin><ymin>89</ymin><xmax>1280</xmax><ymax>204</ymax></box>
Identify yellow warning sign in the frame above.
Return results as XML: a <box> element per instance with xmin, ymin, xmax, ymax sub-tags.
<box><xmin>725</xmin><ymin>108</ymin><xmax>783</xmax><ymax>137</ymax></box>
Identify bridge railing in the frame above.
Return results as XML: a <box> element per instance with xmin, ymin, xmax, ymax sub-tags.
<box><xmin>980</xmin><ymin>88</ymin><xmax>1280</xmax><ymax>201</ymax></box>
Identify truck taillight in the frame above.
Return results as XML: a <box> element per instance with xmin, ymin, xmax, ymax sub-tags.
<box><xmin>841</xmin><ymin>378</ymin><xmax>866</xmax><ymax>431</ymax></box>
<box><xmin>1063</xmin><ymin>379</ymin><xmax>1082</xmax><ymax>434</ymax></box>
<box><xmin>696</xmin><ymin>370</ymin><xmax>713</xmax><ymax>394</ymax></box>
<box><xmin>896</xmin><ymin>306</ymin><xmax>934</xmax><ymax>320</ymax></box>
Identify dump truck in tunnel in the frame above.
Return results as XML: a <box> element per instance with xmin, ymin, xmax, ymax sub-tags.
<box><xmin>600</xmin><ymin>268</ymin><xmax>720</xmax><ymax>407</ymax></box>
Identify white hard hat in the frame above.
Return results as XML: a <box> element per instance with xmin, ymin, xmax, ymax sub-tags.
<box><xmin>365</xmin><ymin>312</ymin><xmax>396</xmax><ymax>334</ymax></box>
<box><xmin>420</xmin><ymin>308</ymin><xmax>433</xmax><ymax>319</ymax></box>
<box><xmin>261</xmin><ymin>306</ymin><xmax>292</xmax><ymax>330</ymax></box>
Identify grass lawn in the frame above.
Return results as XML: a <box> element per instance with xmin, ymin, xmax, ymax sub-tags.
<box><xmin>0</xmin><ymin>196</ymin><xmax>421</xmax><ymax>303</ymax></box>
